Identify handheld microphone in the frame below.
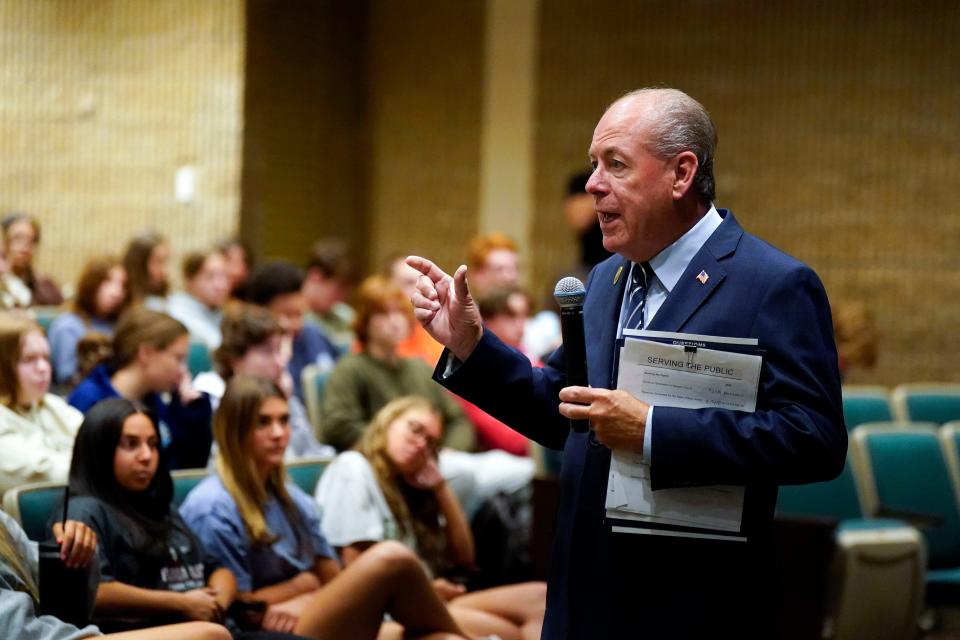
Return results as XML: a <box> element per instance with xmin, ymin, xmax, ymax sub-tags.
<box><xmin>554</xmin><ymin>277</ymin><xmax>589</xmax><ymax>433</ymax></box>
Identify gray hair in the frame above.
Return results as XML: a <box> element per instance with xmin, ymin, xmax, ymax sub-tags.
<box><xmin>617</xmin><ymin>88</ymin><xmax>717</xmax><ymax>203</ymax></box>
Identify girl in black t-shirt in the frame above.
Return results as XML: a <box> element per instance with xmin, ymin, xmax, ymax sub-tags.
<box><xmin>65</xmin><ymin>398</ymin><xmax>238</xmax><ymax>632</ymax></box>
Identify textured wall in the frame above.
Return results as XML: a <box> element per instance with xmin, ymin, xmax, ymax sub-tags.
<box><xmin>0</xmin><ymin>0</ymin><xmax>245</xmax><ymax>288</ymax></box>
<box><xmin>533</xmin><ymin>0</ymin><xmax>960</xmax><ymax>385</ymax></box>
<box><xmin>365</xmin><ymin>0</ymin><xmax>485</xmax><ymax>273</ymax></box>
<box><xmin>241</xmin><ymin>0</ymin><xmax>368</xmax><ymax>266</ymax></box>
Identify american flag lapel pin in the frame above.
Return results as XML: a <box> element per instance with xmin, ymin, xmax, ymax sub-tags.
<box><xmin>696</xmin><ymin>270</ymin><xmax>709</xmax><ymax>285</ymax></box>
<box><xmin>613</xmin><ymin>265</ymin><xmax>624</xmax><ymax>286</ymax></box>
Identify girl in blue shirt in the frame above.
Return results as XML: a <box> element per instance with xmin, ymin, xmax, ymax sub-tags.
<box><xmin>181</xmin><ymin>375</ymin><xmax>472</xmax><ymax>640</ymax></box>
<box><xmin>67</xmin><ymin>308</ymin><xmax>212</xmax><ymax>470</ymax></box>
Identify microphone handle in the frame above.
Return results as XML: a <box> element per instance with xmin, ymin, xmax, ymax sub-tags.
<box><xmin>560</xmin><ymin>305</ymin><xmax>589</xmax><ymax>432</ymax></box>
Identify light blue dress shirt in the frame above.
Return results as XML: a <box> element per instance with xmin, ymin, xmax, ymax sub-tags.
<box><xmin>615</xmin><ymin>205</ymin><xmax>724</xmax><ymax>461</ymax></box>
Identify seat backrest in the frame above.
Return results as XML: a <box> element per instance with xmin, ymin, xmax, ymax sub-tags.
<box><xmin>32</xmin><ymin>306</ymin><xmax>60</xmax><ymax>335</ymax></box>
<box><xmin>892</xmin><ymin>384</ymin><xmax>960</xmax><ymax>425</ymax></box>
<box><xmin>2</xmin><ymin>481</ymin><xmax>67</xmax><ymax>541</ymax></box>
<box><xmin>777</xmin><ymin>455</ymin><xmax>863</xmax><ymax>520</ymax></box>
<box><xmin>300</xmin><ymin>364</ymin><xmax>331</xmax><ymax>429</ymax></box>
<box><xmin>842</xmin><ymin>386</ymin><xmax>893</xmax><ymax>431</ymax></box>
<box><xmin>171</xmin><ymin>468</ymin><xmax>209</xmax><ymax>506</ymax></box>
<box><xmin>851</xmin><ymin>424</ymin><xmax>960</xmax><ymax>568</ymax></box>
<box><xmin>939</xmin><ymin>423</ymin><xmax>960</xmax><ymax>511</ymax></box>
<box><xmin>188</xmin><ymin>341</ymin><xmax>213</xmax><ymax>377</ymax></box>
<box><xmin>286</xmin><ymin>456</ymin><xmax>332</xmax><ymax>495</ymax></box>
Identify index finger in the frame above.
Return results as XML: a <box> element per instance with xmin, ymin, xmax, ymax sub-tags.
<box><xmin>58</xmin><ymin>520</ymin><xmax>78</xmax><ymax>561</ymax></box>
<box><xmin>558</xmin><ymin>386</ymin><xmax>607</xmax><ymax>403</ymax></box>
<box><xmin>406</xmin><ymin>255</ymin><xmax>450</xmax><ymax>284</ymax></box>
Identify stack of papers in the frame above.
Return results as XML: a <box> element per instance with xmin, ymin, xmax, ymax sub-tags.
<box><xmin>605</xmin><ymin>330</ymin><xmax>763</xmax><ymax>540</ymax></box>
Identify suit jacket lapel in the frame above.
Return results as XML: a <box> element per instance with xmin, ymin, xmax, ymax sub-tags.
<box><xmin>647</xmin><ymin>210</ymin><xmax>744</xmax><ymax>333</ymax></box>
<box><xmin>587</xmin><ymin>256</ymin><xmax>630</xmax><ymax>389</ymax></box>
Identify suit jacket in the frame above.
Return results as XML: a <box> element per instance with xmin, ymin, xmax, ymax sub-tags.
<box><xmin>439</xmin><ymin>211</ymin><xmax>846</xmax><ymax>639</ymax></box>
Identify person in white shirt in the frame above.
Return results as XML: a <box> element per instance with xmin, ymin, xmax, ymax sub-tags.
<box><xmin>0</xmin><ymin>316</ymin><xmax>83</xmax><ymax>496</ymax></box>
<box><xmin>167</xmin><ymin>250</ymin><xmax>231</xmax><ymax>350</ymax></box>
<box><xmin>317</xmin><ymin>396</ymin><xmax>545</xmax><ymax>640</ymax></box>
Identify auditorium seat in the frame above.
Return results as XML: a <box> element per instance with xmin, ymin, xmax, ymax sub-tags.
<box><xmin>892</xmin><ymin>384</ymin><xmax>960</xmax><ymax>425</ymax></box>
<box><xmin>938</xmin><ymin>422</ymin><xmax>960</xmax><ymax>513</ymax></box>
<box><xmin>286</xmin><ymin>455</ymin><xmax>332</xmax><ymax>494</ymax></box>
<box><xmin>171</xmin><ymin>468</ymin><xmax>208</xmax><ymax>506</ymax></box>
<box><xmin>851</xmin><ymin>424</ymin><xmax>960</xmax><ymax>608</ymax></box>
<box><xmin>841</xmin><ymin>385</ymin><xmax>894</xmax><ymax>431</ymax></box>
<box><xmin>32</xmin><ymin>306</ymin><xmax>60</xmax><ymax>335</ymax></box>
<box><xmin>777</xmin><ymin>453</ymin><xmax>862</xmax><ymax>521</ymax></box>
<box><xmin>187</xmin><ymin>340</ymin><xmax>213</xmax><ymax>377</ymax></box>
<box><xmin>300</xmin><ymin>364</ymin><xmax>330</xmax><ymax>428</ymax></box>
<box><xmin>777</xmin><ymin>453</ymin><xmax>924</xmax><ymax>640</ymax></box>
<box><xmin>2</xmin><ymin>481</ymin><xmax>67</xmax><ymax>541</ymax></box>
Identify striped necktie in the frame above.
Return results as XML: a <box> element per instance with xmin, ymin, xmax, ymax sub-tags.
<box><xmin>622</xmin><ymin>262</ymin><xmax>651</xmax><ymax>331</ymax></box>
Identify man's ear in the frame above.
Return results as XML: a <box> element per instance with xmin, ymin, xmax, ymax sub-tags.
<box><xmin>672</xmin><ymin>151</ymin><xmax>699</xmax><ymax>200</ymax></box>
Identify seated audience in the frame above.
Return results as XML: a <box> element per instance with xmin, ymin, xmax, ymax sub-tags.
<box><xmin>194</xmin><ymin>303</ymin><xmax>333</xmax><ymax>460</ymax></box>
<box><xmin>457</xmin><ymin>286</ymin><xmax>540</xmax><ymax>456</ymax></box>
<box><xmin>49</xmin><ymin>257</ymin><xmax>128</xmax><ymax>385</ymax></box>
<box><xmin>302</xmin><ymin>239</ymin><xmax>356</xmax><ymax>355</ymax></box>
<box><xmin>63</xmin><ymin>398</ymin><xmax>240</xmax><ymax>633</ymax></box>
<box><xmin>385</xmin><ymin>254</ymin><xmax>444</xmax><ymax>364</ymax></box>
<box><xmin>180</xmin><ymin>376</ymin><xmax>474</xmax><ymax>639</ymax></box>
<box><xmin>321</xmin><ymin>275</ymin><xmax>474</xmax><ymax>453</ymax></box>
<box><xmin>316</xmin><ymin>396</ymin><xmax>545</xmax><ymax>640</ymax></box>
<box><xmin>168</xmin><ymin>250</ymin><xmax>231</xmax><ymax>350</ymax></box>
<box><xmin>464</xmin><ymin>233</ymin><xmax>560</xmax><ymax>361</ymax></box>
<box><xmin>122</xmin><ymin>231</ymin><xmax>170</xmax><ymax>310</ymax></box>
<box><xmin>1</xmin><ymin>507</ymin><xmax>229</xmax><ymax>639</ymax></box>
<box><xmin>245</xmin><ymin>261</ymin><xmax>339</xmax><ymax>402</ymax></box>
<box><xmin>0</xmin><ymin>213</ymin><xmax>63</xmax><ymax>307</ymax></box>
<box><xmin>216</xmin><ymin>236</ymin><xmax>253</xmax><ymax>301</ymax></box>
<box><xmin>464</xmin><ymin>233</ymin><xmax>520</xmax><ymax>297</ymax></box>
<box><xmin>0</xmin><ymin>316</ymin><xmax>83</xmax><ymax>495</ymax></box>
<box><xmin>67</xmin><ymin>308</ymin><xmax>212</xmax><ymax>470</ymax></box>
<box><xmin>0</xmin><ymin>246</ymin><xmax>17</xmax><ymax>310</ymax></box>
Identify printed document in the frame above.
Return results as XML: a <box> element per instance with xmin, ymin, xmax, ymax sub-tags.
<box><xmin>605</xmin><ymin>330</ymin><xmax>762</xmax><ymax>538</ymax></box>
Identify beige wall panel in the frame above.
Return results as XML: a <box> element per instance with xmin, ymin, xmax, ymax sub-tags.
<box><xmin>0</xmin><ymin>0</ymin><xmax>245</xmax><ymax>290</ymax></box>
<box><xmin>534</xmin><ymin>0</ymin><xmax>960</xmax><ymax>384</ymax></box>
<box><xmin>365</xmin><ymin>0</ymin><xmax>485</xmax><ymax>274</ymax></box>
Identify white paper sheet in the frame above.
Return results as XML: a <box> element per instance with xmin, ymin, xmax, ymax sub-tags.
<box><xmin>605</xmin><ymin>332</ymin><xmax>762</xmax><ymax>538</ymax></box>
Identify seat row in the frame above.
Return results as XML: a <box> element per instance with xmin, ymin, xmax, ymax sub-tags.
<box><xmin>779</xmin><ymin>422</ymin><xmax>960</xmax><ymax>638</ymax></box>
<box><xmin>0</xmin><ymin>455</ymin><xmax>332</xmax><ymax>542</ymax></box>
<box><xmin>843</xmin><ymin>383</ymin><xmax>960</xmax><ymax>430</ymax></box>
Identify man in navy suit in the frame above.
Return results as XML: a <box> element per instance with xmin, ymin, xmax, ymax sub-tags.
<box><xmin>408</xmin><ymin>88</ymin><xmax>845</xmax><ymax>639</ymax></box>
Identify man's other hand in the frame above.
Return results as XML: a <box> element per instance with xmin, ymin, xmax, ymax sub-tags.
<box><xmin>559</xmin><ymin>386</ymin><xmax>649</xmax><ymax>452</ymax></box>
<box><xmin>406</xmin><ymin>256</ymin><xmax>483</xmax><ymax>362</ymax></box>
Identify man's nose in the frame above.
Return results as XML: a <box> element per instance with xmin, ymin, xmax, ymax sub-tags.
<box><xmin>585</xmin><ymin>168</ymin><xmax>605</xmax><ymax>196</ymax></box>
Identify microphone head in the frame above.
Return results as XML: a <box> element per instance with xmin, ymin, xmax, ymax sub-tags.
<box><xmin>554</xmin><ymin>277</ymin><xmax>586</xmax><ymax>308</ymax></box>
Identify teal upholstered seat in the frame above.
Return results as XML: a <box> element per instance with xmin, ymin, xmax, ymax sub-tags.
<box><xmin>287</xmin><ymin>456</ymin><xmax>332</xmax><ymax>494</ymax></box>
<box><xmin>187</xmin><ymin>341</ymin><xmax>213</xmax><ymax>377</ymax></box>
<box><xmin>777</xmin><ymin>455</ymin><xmax>862</xmax><ymax>521</ymax></box>
<box><xmin>301</xmin><ymin>364</ymin><xmax>331</xmax><ymax>428</ymax></box>
<box><xmin>892</xmin><ymin>384</ymin><xmax>960</xmax><ymax>425</ymax></box>
<box><xmin>32</xmin><ymin>306</ymin><xmax>60</xmax><ymax>335</ymax></box>
<box><xmin>2</xmin><ymin>481</ymin><xmax>67</xmax><ymax>541</ymax></box>
<box><xmin>842</xmin><ymin>386</ymin><xmax>894</xmax><ymax>431</ymax></box>
<box><xmin>852</xmin><ymin>425</ymin><xmax>960</xmax><ymax>605</ymax></box>
<box><xmin>171</xmin><ymin>468</ymin><xmax>208</xmax><ymax>506</ymax></box>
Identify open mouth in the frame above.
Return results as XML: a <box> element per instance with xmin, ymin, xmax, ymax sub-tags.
<box><xmin>599</xmin><ymin>211</ymin><xmax>620</xmax><ymax>225</ymax></box>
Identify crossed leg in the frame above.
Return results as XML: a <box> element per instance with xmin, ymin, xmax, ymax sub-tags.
<box><xmin>294</xmin><ymin>541</ymin><xmax>468</xmax><ymax>640</ymax></box>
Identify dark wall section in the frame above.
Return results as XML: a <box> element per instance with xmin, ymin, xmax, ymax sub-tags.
<box><xmin>241</xmin><ymin>0</ymin><xmax>369</xmax><ymax>269</ymax></box>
